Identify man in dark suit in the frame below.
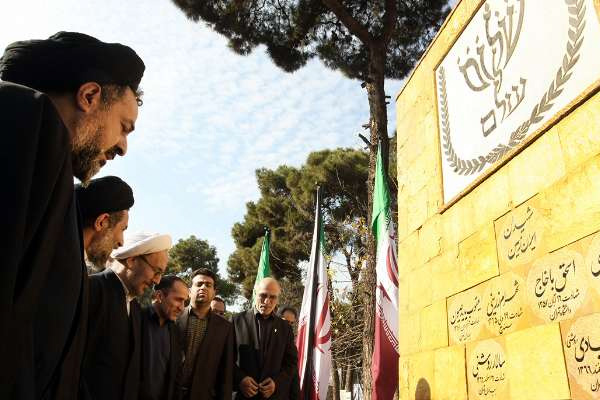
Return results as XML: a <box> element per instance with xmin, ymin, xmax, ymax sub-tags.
<box><xmin>140</xmin><ymin>275</ymin><xmax>189</xmax><ymax>400</ymax></box>
<box><xmin>176</xmin><ymin>268</ymin><xmax>234</xmax><ymax>400</ymax></box>
<box><xmin>233</xmin><ymin>278</ymin><xmax>298</xmax><ymax>399</ymax></box>
<box><xmin>0</xmin><ymin>32</ymin><xmax>144</xmax><ymax>399</ymax></box>
<box><xmin>83</xmin><ymin>232</ymin><xmax>171</xmax><ymax>400</ymax></box>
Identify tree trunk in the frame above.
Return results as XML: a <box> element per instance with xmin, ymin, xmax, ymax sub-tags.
<box><xmin>361</xmin><ymin>43</ymin><xmax>389</xmax><ymax>400</ymax></box>
<box><xmin>345</xmin><ymin>365</ymin><xmax>353</xmax><ymax>392</ymax></box>
<box><xmin>332</xmin><ymin>357</ymin><xmax>341</xmax><ymax>400</ymax></box>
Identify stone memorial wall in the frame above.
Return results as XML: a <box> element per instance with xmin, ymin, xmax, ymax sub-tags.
<box><xmin>396</xmin><ymin>0</ymin><xmax>600</xmax><ymax>399</ymax></box>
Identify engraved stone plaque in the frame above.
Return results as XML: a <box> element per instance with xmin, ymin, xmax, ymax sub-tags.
<box><xmin>448</xmin><ymin>288</ymin><xmax>485</xmax><ymax>344</ymax></box>
<box><xmin>495</xmin><ymin>201</ymin><xmax>545</xmax><ymax>273</ymax></box>
<box><xmin>526</xmin><ymin>250</ymin><xmax>588</xmax><ymax>322</ymax></box>
<box><xmin>586</xmin><ymin>234</ymin><xmax>600</xmax><ymax>298</ymax></box>
<box><xmin>483</xmin><ymin>272</ymin><xmax>526</xmax><ymax>336</ymax></box>
<box><xmin>435</xmin><ymin>0</ymin><xmax>600</xmax><ymax>203</ymax></box>
<box><xmin>467</xmin><ymin>339</ymin><xmax>508</xmax><ymax>399</ymax></box>
<box><xmin>562</xmin><ymin>313</ymin><xmax>600</xmax><ymax>399</ymax></box>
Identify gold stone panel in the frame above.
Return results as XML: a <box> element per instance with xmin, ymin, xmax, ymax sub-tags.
<box><xmin>420</xmin><ymin>300</ymin><xmax>448</xmax><ymax>351</ymax></box>
<box><xmin>408</xmin><ymin>264</ymin><xmax>433</xmax><ymax>313</ymax></box>
<box><xmin>557</xmin><ymin>91</ymin><xmax>600</xmax><ymax>173</ymax></box>
<box><xmin>407</xmin><ymin>350</ymin><xmax>435</xmax><ymax>400</ymax></box>
<box><xmin>538</xmin><ymin>154</ymin><xmax>600</xmax><ymax>253</ymax></box>
<box><xmin>458</xmin><ymin>223</ymin><xmax>500</xmax><ymax>291</ymax></box>
<box><xmin>434</xmin><ymin>345</ymin><xmax>468</xmax><ymax>400</ymax></box>
<box><xmin>507</xmin><ymin>127</ymin><xmax>566</xmax><ymax>207</ymax></box>
<box><xmin>505</xmin><ymin>323</ymin><xmax>570</xmax><ymax>400</ymax></box>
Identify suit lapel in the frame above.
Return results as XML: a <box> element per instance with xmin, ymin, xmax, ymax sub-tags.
<box><xmin>245</xmin><ymin>309</ymin><xmax>259</xmax><ymax>350</ymax></box>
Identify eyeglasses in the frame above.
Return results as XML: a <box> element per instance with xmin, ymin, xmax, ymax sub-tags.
<box><xmin>138</xmin><ymin>255</ymin><xmax>165</xmax><ymax>279</ymax></box>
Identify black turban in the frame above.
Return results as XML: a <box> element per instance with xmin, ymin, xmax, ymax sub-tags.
<box><xmin>75</xmin><ymin>176</ymin><xmax>134</xmax><ymax>222</ymax></box>
<box><xmin>0</xmin><ymin>31</ymin><xmax>144</xmax><ymax>93</ymax></box>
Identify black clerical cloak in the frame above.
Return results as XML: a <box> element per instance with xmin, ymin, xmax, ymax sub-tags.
<box><xmin>0</xmin><ymin>81</ymin><xmax>87</xmax><ymax>399</ymax></box>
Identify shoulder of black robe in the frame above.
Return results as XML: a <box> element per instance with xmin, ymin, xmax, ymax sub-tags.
<box><xmin>83</xmin><ymin>270</ymin><xmax>140</xmax><ymax>400</ymax></box>
<box><xmin>0</xmin><ymin>81</ymin><xmax>86</xmax><ymax>399</ymax></box>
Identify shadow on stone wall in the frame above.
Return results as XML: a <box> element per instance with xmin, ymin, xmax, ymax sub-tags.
<box><xmin>415</xmin><ymin>378</ymin><xmax>431</xmax><ymax>400</ymax></box>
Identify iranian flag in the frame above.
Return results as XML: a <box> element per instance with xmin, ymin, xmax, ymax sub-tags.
<box><xmin>297</xmin><ymin>187</ymin><xmax>332</xmax><ymax>400</ymax></box>
<box><xmin>370</xmin><ymin>144</ymin><xmax>399</xmax><ymax>400</ymax></box>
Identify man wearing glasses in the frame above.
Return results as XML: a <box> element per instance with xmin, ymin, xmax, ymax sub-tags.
<box><xmin>233</xmin><ymin>278</ymin><xmax>298</xmax><ymax>399</ymax></box>
<box><xmin>83</xmin><ymin>232</ymin><xmax>171</xmax><ymax>400</ymax></box>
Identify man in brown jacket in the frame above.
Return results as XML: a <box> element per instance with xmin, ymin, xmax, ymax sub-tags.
<box><xmin>176</xmin><ymin>268</ymin><xmax>234</xmax><ymax>400</ymax></box>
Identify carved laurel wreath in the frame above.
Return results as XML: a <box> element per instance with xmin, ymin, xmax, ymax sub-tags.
<box><xmin>439</xmin><ymin>0</ymin><xmax>586</xmax><ymax>176</ymax></box>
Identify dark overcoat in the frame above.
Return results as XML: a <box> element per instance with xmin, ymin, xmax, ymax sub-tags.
<box><xmin>139</xmin><ymin>306</ymin><xmax>183</xmax><ymax>400</ymax></box>
<box><xmin>176</xmin><ymin>307</ymin><xmax>234</xmax><ymax>400</ymax></box>
<box><xmin>232</xmin><ymin>310</ymin><xmax>298</xmax><ymax>400</ymax></box>
<box><xmin>82</xmin><ymin>269</ymin><xmax>141</xmax><ymax>400</ymax></box>
<box><xmin>0</xmin><ymin>81</ymin><xmax>87</xmax><ymax>400</ymax></box>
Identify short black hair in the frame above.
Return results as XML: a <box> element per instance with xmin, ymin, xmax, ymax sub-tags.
<box><xmin>191</xmin><ymin>268</ymin><xmax>217</xmax><ymax>284</ymax></box>
<box><xmin>155</xmin><ymin>275</ymin><xmax>187</xmax><ymax>294</ymax></box>
<box><xmin>279</xmin><ymin>306</ymin><xmax>298</xmax><ymax>318</ymax></box>
<box><xmin>212</xmin><ymin>296</ymin><xmax>225</xmax><ymax>305</ymax></box>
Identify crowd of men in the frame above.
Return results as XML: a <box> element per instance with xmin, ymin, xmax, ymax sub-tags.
<box><xmin>1</xmin><ymin>31</ymin><xmax>300</xmax><ymax>400</ymax></box>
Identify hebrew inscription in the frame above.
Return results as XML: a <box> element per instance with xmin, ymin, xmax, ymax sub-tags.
<box><xmin>436</xmin><ymin>0</ymin><xmax>600</xmax><ymax>203</ymax></box>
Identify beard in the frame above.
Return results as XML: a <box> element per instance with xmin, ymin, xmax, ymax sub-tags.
<box><xmin>71</xmin><ymin>111</ymin><xmax>105</xmax><ymax>185</ymax></box>
<box><xmin>87</xmin><ymin>229</ymin><xmax>115</xmax><ymax>271</ymax></box>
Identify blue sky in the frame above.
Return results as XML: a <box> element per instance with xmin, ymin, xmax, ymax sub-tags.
<box><xmin>1</xmin><ymin>0</ymin><xmax>429</xmax><ymax>287</ymax></box>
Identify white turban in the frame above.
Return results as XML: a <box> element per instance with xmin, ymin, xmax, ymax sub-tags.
<box><xmin>112</xmin><ymin>231</ymin><xmax>172</xmax><ymax>260</ymax></box>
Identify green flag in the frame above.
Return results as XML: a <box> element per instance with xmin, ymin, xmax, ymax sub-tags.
<box><xmin>252</xmin><ymin>229</ymin><xmax>271</xmax><ymax>304</ymax></box>
<box><xmin>372</xmin><ymin>142</ymin><xmax>391</xmax><ymax>240</ymax></box>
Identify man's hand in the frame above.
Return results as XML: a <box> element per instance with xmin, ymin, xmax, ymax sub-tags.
<box><xmin>259</xmin><ymin>377</ymin><xmax>276</xmax><ymax>398</ymax></box>
<box><xmin>240</xmin><ymin>376</ymin><xmax>259</xmax><ymax>398</ymax></box>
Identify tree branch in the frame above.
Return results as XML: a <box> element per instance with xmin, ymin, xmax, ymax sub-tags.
<box><xmin>321</xmin><ymin>0</ymin><xmax>373</xmax><ymax>46</ymax></box>
<box><xmin>381</xmin><ymin>0</ymin><xmax>398</xmax><ymax>44</ymax></box>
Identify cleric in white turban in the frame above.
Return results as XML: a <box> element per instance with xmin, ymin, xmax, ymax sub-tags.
<box><xmin>112</xmin><ymin>231</ymin><xmax>172</xmax><ymax>260</ymax></box>
<box><xmin>85</xmin><ymin>231</ymin><xmax>172</xmax><ymax>400</ymax></box>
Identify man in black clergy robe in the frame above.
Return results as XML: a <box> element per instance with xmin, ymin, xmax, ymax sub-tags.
<box><xmin>233</xmin><ymin>278</ymin><xmax>298</xmax><ymax>400</ymax></box>
<box><xmin>83</xmin><ymin>232</ymin><xmax>171</xmax><ymax>400</ymax></box>
<box><xmin>0</xmin><ymin>32</ymin><xmax>144</xmax><ymax>399</ymax></box>
<box><xmin>76</xmin><ymin>175</ymin><xmax>134</xmax><ymax>272</ymax></box>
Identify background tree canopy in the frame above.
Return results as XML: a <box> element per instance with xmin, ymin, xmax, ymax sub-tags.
<box><xmin>227</xmin><ymin>147</ymin><xmax>370</xmax><ymax>301</ymax></box>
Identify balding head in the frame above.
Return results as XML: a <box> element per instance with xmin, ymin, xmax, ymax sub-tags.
<box><xmin>255</xmin><ymin>277</ymin><xmax>281</xmax><ymax>317</ymax></box>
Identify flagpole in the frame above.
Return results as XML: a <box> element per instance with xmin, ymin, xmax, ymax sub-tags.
<box><xmin>303</xmin><ymin>185</ymin><xmax>322</xmax><ymax>400</ymax></box>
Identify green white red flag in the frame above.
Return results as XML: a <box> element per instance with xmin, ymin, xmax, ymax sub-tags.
<box><xmin>297</xmin><ymin>187</ymin><xmax>332</xmax><ymax>400</ymax></box>
<box><xmin>370</xmin><ymin>144</ymin><xmax>399</xmax><ymax>400</ymax></box>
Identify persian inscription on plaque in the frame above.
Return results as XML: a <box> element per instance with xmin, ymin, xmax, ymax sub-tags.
<box><xmin>483</xmin><ymin>273</ymin><xmax>525</xmax><ymax>336</ymax></box>
<box><xmin>586</xmin><ymin>234</ymin><xmax>600</xmax><ymax>297</ymax></box>
<box><xmin>448</xmin><ymin>291</ymin><xmax>484</xmax><ymax>344</ymax></box>
<box><xmin>468</xmin><ymin>339</ymin><xmax>508</xmax><ymax>399</ymax></box>
<box><xmin>496</xmin><ymin>203</ymin><xmax>544</xmax><ymax>271</ymax></box>
<box><xmin>563</xmin><ymin>313</ymin><xmax>600</xmax><ymax>399</ymax></box>
<box><xmin>526</xmin><ymin>250</ymin><xmax>587</xmax><ymax>323</ymax></box>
